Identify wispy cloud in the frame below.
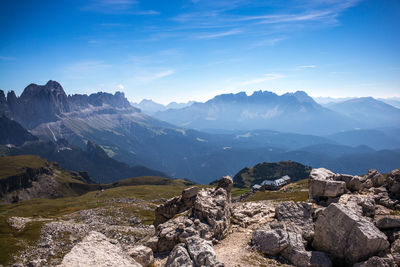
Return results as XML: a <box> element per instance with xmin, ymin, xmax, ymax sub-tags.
<box><xmin>239</xmin><ymin>73</ymin><xmax>284</xmax><ymax>86</ymax></box>
<box><xmin>297</xmin><ymin>65</ymin><xmax>317</xmax><ymax>69</ymax></box>
<box><xmin>133</xmin><ymin>69</ymin><xmax>175</xmax><ymax>83</ymax></box>
<box><xmin>250</xmin><ymin>37</ymin><xmax>286</xmax><ymax>48</ymax></box>
<box><xmin>193</xmin><ymin>29</ymin><xmax>241</xmax><ymax>40</ymax></box>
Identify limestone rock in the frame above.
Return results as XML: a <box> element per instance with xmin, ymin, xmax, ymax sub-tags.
<box><xmin>309</xmin><ymin>168</ymin><xmax>346</xmax><ymax>200</ymax></box>
<box><xmin>185</xmin><ymin>236</ymin><xmax>224</xmax><ymax>267</ymax></box>
<box><xmin>165</xmin><ymin>243</ymin><xmax>194</xmax><ymax>267</ymax></box>
<box><xmin>281</xmin><ymin>228</ymin><xmax>313</xmax><ymax>267</ymax></box>
<box><xmin>338</xmin><ymin>194</ymin><xmax>376</xmax><ymax>217</ymax></box>
<box><xmin>391</xmin><ymin>239</ymin><xmax>400</xmax><ymax>265</ymax></box>
<box><xmin>154</xmin><ymin>186</ymin><xmax>199</xmax><ymax>227</ymax></box>
<box><xmin>313</xmin><ymin>203</ymin><xmax>389</xmax><ymax>264</ymax></box>
<box><xmin>126</xmin><ymin>245</ymin><xmax>153</xmax><ymax>267</ymax></box>
<box><xmin>353</xmin><ymin>255</ymin><xmax>396</xmax><ymax>267</ymax></box>
<box><xmin>58</xmin><ymin>231</ymin><xmax>141</xmax><ymax>267</ymax></box>
<box><xmin>375</xmin><ymin>215</ymin><xmax>400</xmax><ymax>229</ymax></box>
<box><xmin>251</xmin><ymin>228</ymin><xmax>288</xmax><ymax>255</ymax></box>
<box><xmin>153</xmin><ymin>176</ymin><xmax>232</xmax><ymax>252</ymax></box>
<box><xmin>387</xmin><ymin>168</ymin><xmax>400</xmax><ymax>199</ymax></box>
<box><xmin>275</xmin><ymin>201</ymin><xmax>314</xmax><ymax>241</ymax></box>
<box><xmin>364</xmin><ymin>169</ymin><xmax>386</xmax><ymax>188</ymax></box>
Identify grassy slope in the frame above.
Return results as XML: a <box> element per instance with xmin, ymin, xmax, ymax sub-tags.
<box><xmin>244</xmin><ymin>179</ymin><xmax>309</xmax><ymax>202</ymax></box>
<box><xmin>0</xmin><ymin>155</ymin><xmax>48</xmax><ymax>179</ymax></box>
<box><xmin>0</xmin><ymin>180</ymin><xmax>194</xmax><ymax>265</ymax></box>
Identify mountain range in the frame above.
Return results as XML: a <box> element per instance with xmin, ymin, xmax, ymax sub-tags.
<box><xmin>1</xmin><ymin>81</ymin><xmax>399</xmax><ymax>184</ymax></box>
<box><xmin>131</xmin><ymin>99</ymin><xmax>196</xmax><ymax>115</ymax></box>
<box><xmin>154</xmin><ymin>91</ymin><xmax>400</xmax><ymax>135</ymax></box>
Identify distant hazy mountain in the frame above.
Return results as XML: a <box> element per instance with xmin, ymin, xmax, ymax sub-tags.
<box><xmin>327</xmin><ymin>128</ymin><xmax>400</xmax><ymax>150</ymax></box>
<box><xmin>132</xmin><ymin>99</ymin><xmax>196</xmax><ymax>115</ymax></box>
<box><xmin>154</xmin><ymin>90</ymin><xmax>356</xmax><ymax>135</ymax></box>
<box><xmin>327</xmin><ymin>97</ymin><xmax>400</xmax><ymax>128</ymax></box>
<box><xmin>378</xmin><ymin>97</ymin><xmax>400</xmax><ymax>109</ymax></box>
<box><xmin>314</xmin><ymin>96</ymin><xmax>355</xmax><ymax>105</ymax></box>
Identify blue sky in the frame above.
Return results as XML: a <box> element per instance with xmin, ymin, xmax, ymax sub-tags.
<box><xmin>0</xmin><ymin>0</ymin><xmax>399</xmax><ymax>104</ymax></box>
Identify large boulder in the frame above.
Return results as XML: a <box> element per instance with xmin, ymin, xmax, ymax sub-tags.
<box><xmin>338</xmin><ymin>194</ymin><xmax>376</xmax><ymax>217</ymax></box>
<box><xmin>309</xmin><ymin>168</ymin><xmax>346</xmax><ymax>200</ymax></box>
<box><xmin>364</xmin><ymin>169</ymin><xmax>386</xmax><ymax>188</ymax></box>
<box><xmin>353</xmin><ymin>255</ymin><xmax>396</xmax><ymax>267</ymax></box>
<box><xmin>126</xmin><ymin>245</ymin><xmax>153</xmax><ymax>267</ymax></box>
<box><xmin>165</xmin><ymin>243</ymin><xmax>194</xmax><ymax>267</ymax></box>
<box><xmin>58</xmin><ymin>231</ymin><xmax>141</xmax><ymax>267</ymax></box>
<box><xmin>387</xmin><ymin>168</ymin><xmax>400</xmax><ymax>199</ymax></box>
<box><xmin>251</xmin><ymin>228</ymin><xmax>288</xmax><ymax>255</ymax></box>
<box><xmin>281</xmin><ymin>225</ymin><xmax>332</xmax><ymax>267</ymax></box>
<box><xmin>275</xmin><ymin>201</ymin><xmax>314</xmax><ymax>241</ymax></box>
<box><xmin>374</xmin><ymin>215</ymin><xmax>400</xmax><ymax>229</ymax></box>
<box><xmin>185</xmin><ymin>236</ymin><xmax>224</xmax><ymax>267</ymax></box>
<box><xmin>313</xmin><ymin>203</ymin><xmax>389</xmax><ymax>265</ymax></box>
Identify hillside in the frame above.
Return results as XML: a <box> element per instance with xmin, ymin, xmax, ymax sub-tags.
<box><xmin>1</xmin><ymin>139</ymin><xmax>168</xmax><ymax>183</ymax></box>
<box><xmin>0</xmin><ymin>155</ymin><xmax>188</xmax><ymax>204</ymax></box>
<box><xmin>0</xmin><ymin>155</ymin><xmax>96</xmax><ymax>203</ymax></box>
<box><xmin>0</xmin><ymin>116</ymin><xmax>38</xmax><ymax>146</ymax></box>
<box><xmin>233</xmin><ymin>161</ymin><xmax>312</xmax><ymax>188</ymax></box>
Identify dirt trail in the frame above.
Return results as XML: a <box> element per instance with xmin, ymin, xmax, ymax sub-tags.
<box><xmin>214</xmin><ymin>226</ymin><xmax>293</xmax><ymax>267</ymax></box>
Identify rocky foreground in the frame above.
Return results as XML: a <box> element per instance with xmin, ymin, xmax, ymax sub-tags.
<box><xmin>6</xmin><ymin>167</ymin><xmax>400</xmax><ymax>267</ymax></box>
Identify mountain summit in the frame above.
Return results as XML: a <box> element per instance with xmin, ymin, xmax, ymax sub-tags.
<box><xmin>0</xmin><ymin>81</ymin><xmax>135</xmax><ymax>129</ymax></box>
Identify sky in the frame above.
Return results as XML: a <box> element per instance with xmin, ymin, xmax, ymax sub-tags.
<box><xmin>0</xmin><ymin>0</ymin><xmax>399</xmax><ymax>104</ymax></box>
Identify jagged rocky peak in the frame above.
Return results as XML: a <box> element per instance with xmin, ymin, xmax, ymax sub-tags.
<box><xmin>68</xmin><ymin>90</ymin><xmax>133</xmax><ymax>109</ymax></box>
<box><xmin>0</xmin><ymin>90</ymin><xmax>8</xmax><ymax>115</ymax></box>
<box><xmin>9</xmin><ymin>80</ymin><xmax>71</xmax><ymax>129</ymax></box>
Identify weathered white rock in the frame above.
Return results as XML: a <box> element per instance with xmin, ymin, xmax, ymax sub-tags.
<box><xmin>58</xmin><ymin>231</ymin><xmax>141</xmax><ymax>267</ymax></box>
<box><xmin>353</xmin><ymin>255</ymin><xmax>396</xmax><ymax>267</ymax></box>
<box><xmin>275</xmin><ymin>201</ymin><xmax>314</xmax><ymax>241</ymax></box>
<box><xmin>391</xmin><ymin>239</ymin><xmax>400</xmax><ymax>265</ymax></box>
<box><xmin>309</xmin><ymin>168</ymin><xmax>346</xmax><ymax>200</ymax></box>
<box><xmin>165</xmin><ymin>243</ymin><xmax>194</xmax><ymax>267</ymax></box>
<box><xmin>153</xmin><ymin>176</ymin><xmax>233</xmax><ymax>252</ymax></box>
<box><xmin>375</xmin><ymin>215</ymin><xmax>400</xmax><ymax>229</ymax></box>
<box><xmin>154</xmin><ymin>186</ymin><xmax>199</xmax><ymax>227</ymax></box>
<box><xmin>364</xmin><ymin>169</ymin><xmax>386</xmax><ymax>188</ymax></box>
<box><xmin>313</xmin><ymin>203</ymin><xmax>389</xmax><ymax>264</ymax></box>
<box><xmin>7</xmin><ymin>216</ymin><xmax>31</xmax><ymax>231</ymax></box>
<box><xmin>251</xmin><ymin>228</ymin><xmax>288</xmax><ymax>255</ymax></box>
<box><xmin>185</xmin><ymin>236</ymin><xmax>224</xmax><ymax>267</ymax></box>
<box><xmin>126</xmin><ymin>245</ymin><xmax>153</xmax><ymax>267</ymax></box>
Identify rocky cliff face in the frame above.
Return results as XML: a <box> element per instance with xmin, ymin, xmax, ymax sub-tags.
<box><xmin>1</xmin><ymin>80</ymin><xmax>136</xmax><ymax>129</ymax></box>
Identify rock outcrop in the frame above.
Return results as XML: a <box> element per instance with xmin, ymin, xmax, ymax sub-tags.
<box><xmin>308</xmin><ymin>168</ymin><xmax>347</xmax><ymax>200</ymax></box>
<box><xmin>250</xmin><ymin>167</ymin><xmax>400</xmax><ymax>267</ymax></box>
<box><xmin>151</xmin><ymin>176</ymin><xmax>233</xmax><ymax>253</ymax></box>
